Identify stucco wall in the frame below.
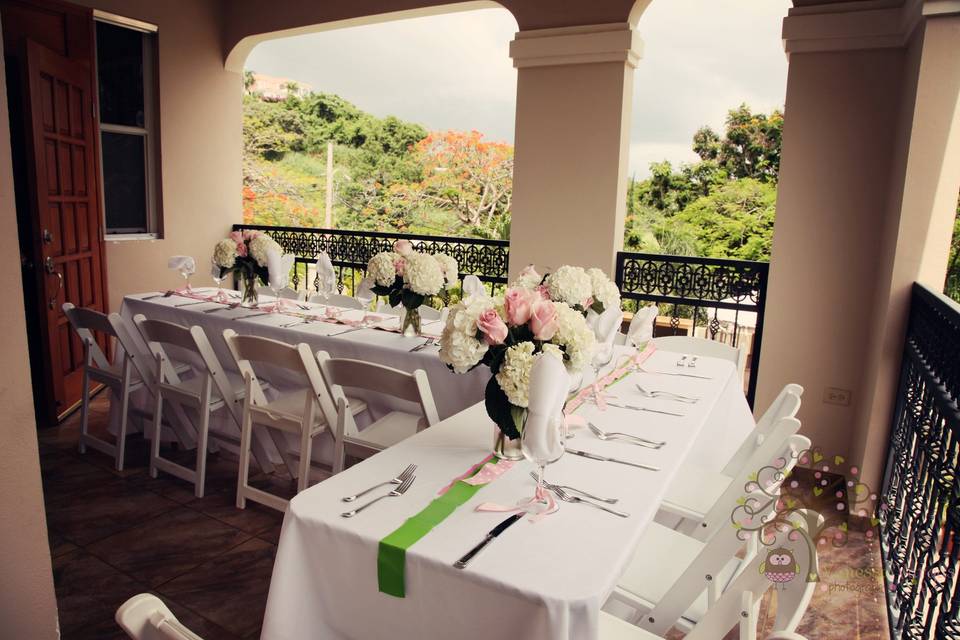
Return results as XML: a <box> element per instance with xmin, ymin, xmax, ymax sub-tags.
<box><xmin>72</xmin><ymin>0</ymin><xmax>241</xmax><ymax>312</ymax></box>
<box><xmin>0</xmin><ymin>21</ymin><xmax>60</xmax><ymax>640</ymax></box>
<box><xmin>757</xmin><ymin>46</ymin><xmax>908</xmax><ymax>461</ymax></box>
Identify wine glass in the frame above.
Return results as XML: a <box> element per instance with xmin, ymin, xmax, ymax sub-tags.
<box><xmin>179</xmin><ymin>262</ymin><xmax>195</xmax><ymax>292</ymax></box>
<box><xmin>589</xmin><ymin>341</ymin><xmax>615</xmax><ymax>403</ymax></box>
<box><xmin>356</xmin><ymin>277</ymin><xmax>375</xmax><ymax>326</ymax></box>
<box><xmin>522</xmin><ymin>413</ymin><xmax>565</xmax><ymax>512</ymax></box>
<box><xmin>210</xmin><ymin>259</ymin><xmax>228</xmax><ymax>302</ymax></box>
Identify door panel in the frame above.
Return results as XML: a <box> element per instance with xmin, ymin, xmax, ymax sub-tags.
<box><xmin>22</xmin><ymin>38</ymin><xmax>105</xmax><ymax>419</ymax></box>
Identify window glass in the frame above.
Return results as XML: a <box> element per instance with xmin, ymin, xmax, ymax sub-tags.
<box><xmin>101</xmin><ymin>132</ymin><xmax>147</xmax><ymax>233</ymax></box>
<box><xmin>96</xmin><ymin>21</ymin><xmax>145</xmax><ymax>128</ymax></box>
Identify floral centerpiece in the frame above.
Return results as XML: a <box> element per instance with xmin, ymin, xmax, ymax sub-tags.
<box><xmin>512</xmin><ymin>264</ymin><xmax>620</xmax><ymax>315</ymax></box>
<box><xmin>212</xmin><ymin>230</ymin><xmax>283</xmax><ymax>307</ymax></box>
<box><xmin>439</xmin><ymin>281</ymin><xmax>595</xmax><ymax>458</ymax></box>
<box><xmin>367</xmin><ymin>239</ymin><xmax>458</xmax><ymax>336</ymax></box>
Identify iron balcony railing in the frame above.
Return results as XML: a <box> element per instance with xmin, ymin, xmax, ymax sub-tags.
<box><xmin>232</xmin><ymin>224</ymin><xmax>510</xmax><ymax>298</ymax></box>
<box><xmin>881</xmin><ymin>283</ymin><xmax>960</xmax><ymax>639</ymax></box>
<box><xmin>615</xmin><ymin>251</ymin><xmax>769</xmax><ymax>405</ymax></box>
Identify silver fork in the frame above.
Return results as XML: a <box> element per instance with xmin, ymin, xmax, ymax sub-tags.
<box><xmin>528</xmin><ymin>471</ymin><xmax>618</xmax><ymax>504</ymax></box>
<box><xmin>550</xmin><ymin>485</ymin><xmax>630</xmax><ymax>518</ymax></box>
<box><xmin>203</xmin><ymin>303</ymin><xmax>240</xmax><ymax>313</ymax></box>
<box><xmin>588</xmin><ymin>422</ymin><xmax>665</xmax><ymax>448</ymax></box>
<box><xmin>342</xmin><ymin>464</ymin><xmax>417</xmax><ymax>502</ymax></box>
<box><xmin>635</xmin><ymin>385</ymin><xmax>699</xmax><ymax>403</ymax></box>
<box><xmin>341</xmin><ymin>475</ymin><xmax>416</xmax><ymax>517</ymax></box>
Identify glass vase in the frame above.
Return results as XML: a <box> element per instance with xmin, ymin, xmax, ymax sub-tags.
<box><xmin>400</xmin><ymin>307</ymin><xmax>421</xmax><ymax>337</ymax></box>
<box><xmin>493</xmin><ymin>425</ymin><xmax>524</xmax><ymax>461</ymax></box>
<box><xmin>240</xmin><ymin>273</ymin><xmax>259</xmax><ymax>308</ymax></box>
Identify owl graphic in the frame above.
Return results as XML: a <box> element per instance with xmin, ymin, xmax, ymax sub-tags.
<box><xmin>760</xmin><ymin>547</ymin><xmax>799</xmax><ymax>588</ymax></box>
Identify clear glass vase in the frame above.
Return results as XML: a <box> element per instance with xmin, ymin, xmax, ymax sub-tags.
<box><xmin>241</xmin><ymin>273</ymin><xmax>259</xmax><ymax>308</ymax></box>
<box><xmin>493</xmin><ymin>426</ymin><xmax>524</xmax><ymax>461</ymax></box>
<box><xmin>400</xmin><ymin>307</ymin><xmax>421</xmax><ymax>337</ymax></box>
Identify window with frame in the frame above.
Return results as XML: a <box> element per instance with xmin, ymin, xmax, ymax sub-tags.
<box><xmin>94</xmin><ymin>15</ymin><xmax>160</xmax><ymax>237</ymax></box>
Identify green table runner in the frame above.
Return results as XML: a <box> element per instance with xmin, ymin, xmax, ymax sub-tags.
<box><xmin>378</xmin><ymin>457</ymin><xmax>499</xmax><ymax>597</ymax></box>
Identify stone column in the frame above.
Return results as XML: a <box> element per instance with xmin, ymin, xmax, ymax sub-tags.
<box><xmin>757</xmin><ymin>0</ymin><xmax>960</xmax><ymax>490</ymax></box>
<box><xmin>508</xmin><ymin>23</ymin><xmax>641</xmax><ymax>277</ymax></box>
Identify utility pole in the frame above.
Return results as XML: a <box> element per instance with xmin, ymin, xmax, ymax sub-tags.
<box><xmin>325</xmin><ymin>141</ymin><xmax>334</xmax><ymax>229</ymax></box>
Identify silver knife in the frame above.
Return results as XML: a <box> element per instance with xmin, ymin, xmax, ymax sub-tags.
<box><xmin>565</xmin><ymin>448</ymin><xmax>660</xmax><ymax>471</ymax></box>
<box><xmin>605</xmin><ymin>402</ymin><xmax>684</xmax><ymax>417</ymax></box>
<box><xmin>453</xmin><ymin>513</ymin><xmax>523</xmax><ymax>569</ymax></box>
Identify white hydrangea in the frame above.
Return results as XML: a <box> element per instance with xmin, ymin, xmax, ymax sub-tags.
<box><xmin>368</xmin><ymin>252</ymin><xmax>399</xmax><ymax>287</ymax></box>
<box><xmin>404</xmin><ymin>252</ymin><xmax>445</xmax><ymax>296</ymax></box>
<box><xmin>586</xmin><ymin>267</ymin><xmax>621</xmax><ymax>312</ymax></box>
<box><xmin>545</xmin><ymin>265</ymin><xmax>593</xmax><ymax>309</ymax></box>
<box><xmin>510</xmin><ymin>271</ymin><xmax>542</xmax><ymax>291</ymax></box>
<box><xmin>213</xmin><ymin>239</ymin><xmax>237</xmax><ymax>269</ymax></box>
<box><xmin>433</xmin><ymin>253</ymin><xmax>459</xmax><ymax>287</ymax></box>
<box><xmin>439</xmin><ymin>296</ymin><xmax>493</xmax><ymax>373</ymax></box>
<box><xmin>550</xmin><ymin>301</ymin><xmax>596</xmax><ymax>371</ymax></box>
<box><xmin>495</xmin><ymin>342</ymin><xmax>537</xmax><ymax>408</ymax></box>
<box><xmin>249</xmin><ymin>234</ymin><xmax>282</xmax><ymax>267</ymax></box>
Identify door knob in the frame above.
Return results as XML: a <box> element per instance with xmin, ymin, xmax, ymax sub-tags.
<box><xmin>42</xmin><ymin>228</ymin><xmax>53</xmax><ymax>243</ymax></box>
<box><xmin>45</xmin><ymin>256</ymin><xmax>62</xmax><ymax>309</ymax></box>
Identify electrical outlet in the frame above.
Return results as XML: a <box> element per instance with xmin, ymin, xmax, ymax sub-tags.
<box><xmin>824</xmin><ymin>387</ymin><xmax>852</xmax><ymax>406</ymax></box>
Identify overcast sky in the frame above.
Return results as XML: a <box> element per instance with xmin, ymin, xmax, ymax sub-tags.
<box><xmin>246</xmin><ymin>1</ymin><xmax>790</xmax><ymax>178</ymax></box>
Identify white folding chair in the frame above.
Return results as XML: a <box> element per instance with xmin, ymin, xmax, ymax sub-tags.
<box><xmin>62</xmin><ymin>303</ymin><xmax>194</xmax><ymax>471</ymax></box>
<box><xmin>652</xmin><ymin>335</ymin><xmax>747</xmax><ymax>379</ymax></box>
<box><xmin>417</xmin><ymin>304</ymin><xmax>448</xmax><ymax>324</ymax></box>
<box><xmin>659</xmin><ymin>385</ymin><xmax>803</xmax><ymax>524</ymax></box>
<box><xmin>257</xmin><ymin>285</ymin><xmax>301</xmax><ymax>301</ymax></box>
<box><xmin>308</xmin><ymin>293</ymin><xmax>364</xmax><ymax>310</ymax></box>
<box><xmin>316</xmin><ymin>351</ymin><xmax>440</xmax><ymax>473</ymax></box>
<box><xmin>133</xmin><ymin>316</ymin><xmax>274</xmax><ymax>496</ymax></box>
<box><xmin>600</xmin><ymin>511</ymin><xmax>817</xmax><ymax>639</ymax></box>
<box><xmin>222</xmin><ymin>330</ymin><xmax>366</xmax><ymax>511</ymax></box>
<box><xmin>116</xmin><ymin>593</ymin><xmax>202</xmax><ymax>640</ymax></box>
<box><xmin>610</xmin><ymin>430</ymin><xmax>810</xmax><ymax>634</ymax></box>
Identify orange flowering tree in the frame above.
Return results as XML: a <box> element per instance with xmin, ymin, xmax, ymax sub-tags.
<box><xmin>411</xmin><ymin>130</ymin><xmax>513</xmax><ymax>232</ymax></box>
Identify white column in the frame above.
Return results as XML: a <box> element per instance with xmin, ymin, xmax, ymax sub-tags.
<box><xmin>508</xmin><ymin>23</ymin><xmax>641</xmax><ymax>277</ymax></box>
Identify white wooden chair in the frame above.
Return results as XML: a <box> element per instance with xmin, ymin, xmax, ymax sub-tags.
<box><xmin>257</xmin><ymin>285</ymin><xmax>301</xmax><ymax>301</ymax></box>
<box><xmin>610</xmin><ymin>430</ymin><xmax>810</xmax><ymax>634</ymax></box>
<box><xmin>222</xmin><ymin>330</ymin><xmax>366</xmax><ymax>511</ymax></box>
<box><xmin>600</xmin><ymin>510</ymin><xmax>817</xmax><ymax>639</ymax></box>
<box><xmin>316</xmin><ymin>351</ymin><xmax>440</xmax><ymax>473</ymax></box>
<box><xmin>308</xmin><ymin>293</ymin><xmax>364</xmax><ymax>310</ymax></box>
<box><xmin>116</xmin><ymin>593</ymin><xmax>202</xmax><ymax>640</ymax></box>
<box><xmin>651</xmin><ymin>335</ymin><xmax>747</xmax><ymax>379</ymax></box>
<box><xmin>133</xmin><ymin>316</ymin><xmax>274</xmax><ymax>496</ymax></box>
<box><xmin>376</xmin><ymin>303</ymin><xmax>448</xmax><ymax>325</ymax></box>
<box><xmin>659</xmin><ymin>385</ymin><xmax>803</xmax><ymax>524</ymax></box>
<box><xmin>62</xmin><ymin>303</ymin><xmax>194</xmax><ymax>471</ymax></box>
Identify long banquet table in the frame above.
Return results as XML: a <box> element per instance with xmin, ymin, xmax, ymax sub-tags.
<box><xmin>260</xmin><ymin>347</ymin><xmax>754</xmax><ymax>640</ymax></box>
<box><xmin>115</xmin><ymin>291</ymin><xmax>489</xmax><ymax>464</ymax></box>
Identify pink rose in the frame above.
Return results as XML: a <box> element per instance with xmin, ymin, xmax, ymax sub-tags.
<box><xmin>534</xmin><ymin>285</ymin><xmax>550</xmax><ymax>300</ymax></box>
<box><xmin>236</xmin><ymin>242</ymin><xmax>248</xmax><ymax>258</ymax></box>
<box><xmin>229</xmin><ymin>231</ymin><xmax>244</xmax><ymax>244</ymax></box>
<box><xmin>242</xmin><ymin>230</ymin><xmax>261</xmax><ymax>241</ymax></box>
<box><xmin>394</xmin><ymin>258</ymin><xmax>406</xmax><ymax>276</ymax></box>
<box><xmin>476</xmin><ymin>308</ymin><xmax>508</xmax><ymax>346</ymax></box>
<box><xmin>529</xmin><ymin>301</ymin><xmax>558</xmax><ymax>341</ymax></box>
<box><xmin>394</xmin><ymin>239</ymin><xmax>414</xmax><ymax>256</ymax></box>
<box><xmin>504</xmin><ymin>288</ymin><xmax>534</xmax><ymax>326</ymax></box>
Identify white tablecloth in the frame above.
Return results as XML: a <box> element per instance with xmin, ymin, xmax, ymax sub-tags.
<box><xmin>115</xmin><ymin>291</ymin><xmax>488</xmax><ymax>465</ymax></box>
<box><xmin>260</xmin><ymin>348</ymin><xmax>754</xmax><ymax>640</ymax></box>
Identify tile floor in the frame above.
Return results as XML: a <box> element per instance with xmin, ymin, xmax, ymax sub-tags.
<box><xmin>39</xmin><ymin>395</ymin><xmax>890</xmax><ymax>639</ymax></box>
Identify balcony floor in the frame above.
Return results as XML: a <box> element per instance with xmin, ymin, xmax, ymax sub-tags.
<box><xmin>39</xmin><ymin>395</ymin><xmax>889</xmax><ymax>639</ymax></box>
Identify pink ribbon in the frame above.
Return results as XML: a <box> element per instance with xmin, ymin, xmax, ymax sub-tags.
<box><xmin>565</xmin><ymin>343</ymin><xmax>657</xmax><ymax>415</ymax></box>
<box><xmin>437</xmin><ymin>454</ymin><xmax>496</xmax><ymax>496</ymax></box>
<box><xmin>475</xmin><ymin>484</ymin><xmax>559</xmax><ymax>523</ymax></box>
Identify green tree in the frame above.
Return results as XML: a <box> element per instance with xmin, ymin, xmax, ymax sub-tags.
<box><xmin>695</xmin><ymin>104</ymin><xmax>783</xmax><ymax>182</ymax></box>
<box><xmin>946</xmin><ymin>194</ymin><xmax>960</xmax><ymax>302</ymax></box>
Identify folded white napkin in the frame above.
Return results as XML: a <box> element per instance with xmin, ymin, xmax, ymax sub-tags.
<box><xmin>168</xmin><ymin>255</ymin><xmax>196</xmax><ymax>276</ymax></box>
<box><xmin>355</xmin><ymin>276</ymin><xmax>375</xmax><ymax>303</ymax></box>
<box><xmin>461</xmin><ymin>275</ymin><xmax>483</xmax><ymax>300</ymax></box>
<box><xmin>626</xmin><ymin>304</ymin><xmax>658</xmax><ymax>344</ymax></box>
<box><xmin>587</xmin><ymin>305</ymin><xmax>623</xmax><ymax>346</ymax></box>
<box><xmin>523</xmin><ymin>354</ymin><xmax>568</xmax><ymax>460</ymax></box>
<box><xmin>316</xmin><ymin>251</ymin><xmax>336</xmax><ymax>295</ymax></box>
<box><xmin>266</xmin><ymin>251</ymin><xmax>295</xmax><ymax>289</ymax></box>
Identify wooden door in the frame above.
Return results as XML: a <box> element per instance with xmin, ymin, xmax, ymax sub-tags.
<box><xmin>21</xmin><ymin>38</ymin><xmax>106</xmax><ymax>422</ymax></box>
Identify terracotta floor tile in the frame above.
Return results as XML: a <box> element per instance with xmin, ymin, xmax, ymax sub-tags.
<box><xmin>158</xmin><ymin>538</ymin><xmax>277</xmax><ymax>638</ymax></box>
<box><xmin>86</xmin><ymin>508</ymin><xmax>251</xmax><ymax>588</ymax></box>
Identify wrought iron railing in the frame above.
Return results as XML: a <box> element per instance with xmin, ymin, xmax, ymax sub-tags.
<box><xmin>614</xmin><ymin>251</ymin><xmax>769</xmax><ymax>405</ymax></box>
<box><xmin>880</xmin><ymin>283</ymin><xmax>960</xmax><ymax>639</ymax></box>
<box><xmin>232</xmin><ymin>224</ymin><xmax>509</xmax><ymax>298</ymax></box>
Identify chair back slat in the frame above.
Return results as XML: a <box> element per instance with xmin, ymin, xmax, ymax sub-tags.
<box><xmin>62</xmin><ymin>303</ymin><xmax>113</xmax><ymax>370</ymax></box>
<box><xmin>227</xmin><ymin>332</ymin><xmax>307</xmax><ymax>374</ymax></box>
<box><xmin>309</xmin><ymin>293</ymin><xmax>363</xmax><ymax>310</ymax></box>
<box><xmin>135</xmin><ymin>317</ymin><xmax>200</xmax><ymax>354</ymax></box>
<box><xmin>651</xmin><ymin>335</ymin><xmax>746</xmax><ymax>377</ymax></box>
<box><xmin>722</xmin><ymin>386</ymin><xmax>803</xmax><ymax>477</ymax></box>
